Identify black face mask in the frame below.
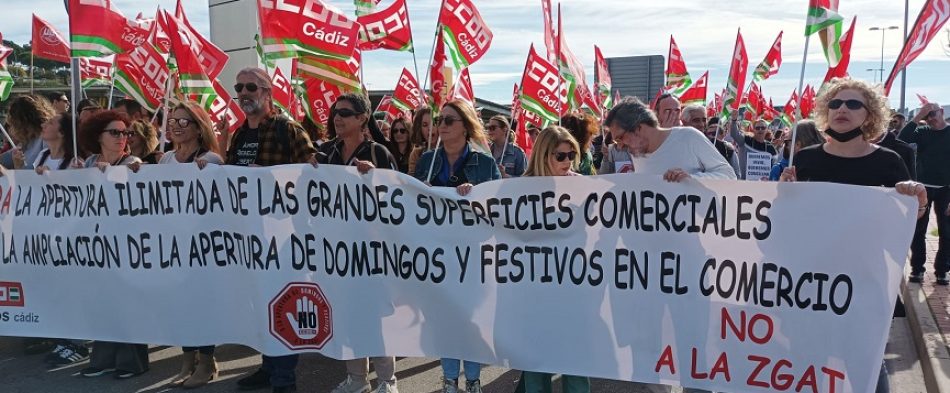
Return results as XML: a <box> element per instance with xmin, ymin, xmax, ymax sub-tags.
<box><xmin>825</xmin><ymin>127</ymin><xmax>863</xmax><ymax>142</ymax></box>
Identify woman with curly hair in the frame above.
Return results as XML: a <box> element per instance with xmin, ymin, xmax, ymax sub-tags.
<box><xmin>780</xmin><ymin>78</ymin><xmax>927</xmax><ymax>393</ymax></box>
<box><xmin>77</xmin><ymin>110</ymin><xmax>143</xmax><ymax>171</ymax></box>
<box><xmin>2</xmin><ymin>94</ymin><xmax>55</xmax><ymax>169</ymax></box>
<box><xmin>559</xmin><ymin>112</ymin><xmax>599</xmax><ymax>175</ymax></box>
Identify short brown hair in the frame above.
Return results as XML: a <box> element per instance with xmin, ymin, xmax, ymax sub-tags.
<box><xmin>560</xmin><ymin>113</ymin><xmax>598</xmax><ymax>153</ymax></box>
<box><xmin>411</xmin><ymin>107</ymin><xmax>432</xmax><ymax>147</ymax></box>
<box><xmin>79</xmin><ymin>110</ymin><xmax>131</xmax><ymax>155</ymax></box>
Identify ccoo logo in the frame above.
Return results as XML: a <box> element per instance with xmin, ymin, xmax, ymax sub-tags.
<box><xmin>40</xmin><ymin>27</ymin><xmax>61</xmax><ymax>46</ymax></box>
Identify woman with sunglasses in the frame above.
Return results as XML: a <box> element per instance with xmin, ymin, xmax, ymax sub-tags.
<box><xmin>389</xmin><ymin>117</ymin><xmax>413</xmax><ymax>173</ymax></box>
<box><xmin>560</xmin><ymin>113</ymin><xmax>599</xmax><ymax>175</ymax></box>
<box><xmin>154</xmin><ymin>101</ymin><xmax>223</xmax><ymax>388</ymax></box>
<box><xmin>780</xmin><ymin>78</ymin><xmax>927</xmax><ymax>393</ymax></box>
<box><xmin>413</xmin><ymin>100</ymin><xmax>499</xmax><ymax>393</ymax></box>
<box><xmin>513</xmin><ymin>127</ymin><xmax>590</xmax><ymax>393</ymax></box>
<box><xmin>78</xmin><ymin>115</ymin><xmax>148</xmax><ymax>382</ymax></box>
<box><xmin>76</xmin><ymin>110</ymin><xmax>143</xmax><ymax>171</ymax></box>
<box><xmin>127</xmin><ymin>120</ymin><xmax>163</xmax><ymax>164</ymax></box>
<box><xmin>486</xmin><ymin>115</ymin><xmax>526</xmax><ymax>178</ymax></box>
<box><xmin>319</xmin><ymin>93</ymin><xmax>397</xmax><ymax>174</ymax></box>
<box><xmin>408</xmin><ymin>107</ymin><xmax>434</xmax><ymax>175</ymax></box>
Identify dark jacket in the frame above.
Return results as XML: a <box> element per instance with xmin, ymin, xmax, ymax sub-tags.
<box><xmin>879</xmin><ymin>131</ymin><xmax>917</xmax><ymax>180</ymax></box>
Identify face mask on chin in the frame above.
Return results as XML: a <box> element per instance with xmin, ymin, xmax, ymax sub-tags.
<box><xmin>825</xmin><ymin>127</ymin><xmax>864</xmax><ymax>143</ymax></box>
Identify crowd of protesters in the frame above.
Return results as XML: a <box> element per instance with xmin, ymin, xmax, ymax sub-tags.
<box><xmin>0</xmin><ymin>70</ymin><xmax>941</xmax><ymax>393</ymax></box>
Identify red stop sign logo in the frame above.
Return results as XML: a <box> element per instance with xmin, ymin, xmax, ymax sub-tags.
<box><xmin>269</xmin><ymin>282</ymin><xmax>333</xmax><ymax>350</ymax></box>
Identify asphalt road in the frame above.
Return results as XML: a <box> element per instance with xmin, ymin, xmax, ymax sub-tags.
<box><xmin>0</xmin><ymin>316</ymin><xmax>928</xmax><ymax>393</ymax></box>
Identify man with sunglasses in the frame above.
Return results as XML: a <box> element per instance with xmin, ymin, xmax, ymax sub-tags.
<box><xmin>900</xmin><ymin>102</ymin><xmax>950</xmax><ymax>285</ymax></box>
<box><xmin>682</xmin><ymin>107</ymin><xmax>739</xmax><ymax>177</ymax></box>
<box><xmin>729</xmin><ymin>117</ymin><xmax>777</xmax><ymax>180</ymax></box>
<box><xmin>230</xmin><ymin>67</ymin><xmax>317</xmax><ymax>393</ymax></box>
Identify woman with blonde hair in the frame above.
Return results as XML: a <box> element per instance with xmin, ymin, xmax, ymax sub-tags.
<box><xmin>780</xmin><ymin>77</ymin><xmax>927</xmax><ymax>393</ymax></box>
<box><xmin>127</xmin><ymin>120</ymin><xmax>162</xmax><ymax>164</ymax></box>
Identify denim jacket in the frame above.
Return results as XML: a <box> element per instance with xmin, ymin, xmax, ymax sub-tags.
<box><xmin>492</xmin><ymin>142</ymin><xmax>527</xmax><ymax>177</ymax></box>
<box><xmin>414</xmin><ymin>144</ymin><xmax>502</xmax><ymax>185</ymax></box>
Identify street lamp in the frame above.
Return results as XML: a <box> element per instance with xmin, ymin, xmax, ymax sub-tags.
<box><xmin>866</xmin><ymin>68</ymin><xmax>878</xmax><ymax>83</ymax></box>
<box><xmin>869</xmin><ymin>26</ymin><xmax>900</xmax><ymax>84</ymax></box>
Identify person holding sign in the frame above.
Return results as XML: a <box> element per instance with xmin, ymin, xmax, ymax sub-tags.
<box><xmin>227</xmin><ymin>67</ymin><xmax>317</xmax><ymax>393</ymax></box>
<box><xmin>414</xmin><ymin>99</ymin><xmax>500</xmax><ymax>393</ymax></box>
<box><xmin>319</xmin><ymin>93</ymin><xmax>397</xmax><ymax>174</ymax></box>
<box><xmin>77</xmin><ymin>111</ymin><xmax>143</xmax><ymax>171</ymax></box>
<box><xmin>730</xmin><ymin>118</ymin><xmax>777</xmax><ymax>180</ymax></box>
<box><xmin>149</xmin><ymin>101</ymin><xmax>225</xmax><ymax>389</ymax></box>
<box><xmin>514</xmin><ymin>125</ymin><xmax>591</xmax><ymax>393</ymax></box>
<box><xmin>780</xmin><ymin>77</ymin><xmax>927</xmax><ymax>393</ymax></box>
<box><xmin>604</xmin><ymin>97</ymin><xmax>736</xmax><ymax>182</ymax></box>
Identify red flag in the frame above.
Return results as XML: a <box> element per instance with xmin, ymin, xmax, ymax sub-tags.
<box><xmin>297</xmin><ymin>49</ymin><xmax>362</xmax><ymax>92</ymax></box>
<box><xmin>174</xmin><ymin>0</ymin><xmax>229</xmax><ymax>80</ymax></box>
<box><xmin>781</xmin><ymin>90</ymin><xmax>799</xmax><ymax>126</ymax></box>
<box><xmin>556</xmin><ymin>5</ymin><xmax>589</xmax><ymax>114</ymax></box>
<box><xmin>519</xmin><ymin>44</ymin><xmax>562</xmax><ymax>123</ymax></box>
<box><xmin>271</xmin><ymin>67</ymin><xmax>294</xmax><ymax>112</ymax></box>
<box><xmin>722</xmin><ymin>30</ymin><xmax>748</xmax><ymax>116</ymax></box>
<box><xmin>258</xmin><ymin>0</ymin><xmax>361</xmax><ymax>61</ymax></box>
<box><xmin>449</xmin><ymin>68</ymin><xmax>475</xmax><ymax>105</ymax></box>
<box><xmin>302</xmin><ymin>77</ymin><xmax>346</xmax><ymax>126</ymax></box>
<box><xmin>358</xmin><ymin>0</ymin><xmax>413</xmax><ymax>51</ymax></box>
<box><xmin>823</xmin><ymin>16</ymin><xmax>856</xmax><ymax>84</ymax></box>
<box><xmin>430</xmin><ymin>34</ymin><xmax>450</xmax><ymax>110</ymax></box>
<box><xmin>138</xmin><ymin>9</ymin><xmax>173</xmax><ymax>54</ymax></box>
<box><xmin>665</xmin><ymin>35</ymin><xmax>692</xmax><ymax>94</ymax></box>
<box><xmin>752</xmin><ymin>31</ymin><xmax>783</xmax><ymax>82</ymax></box>
<box><xmin>438</xmin><ymin>0</ymin><xmax>493</xmax><ymax>68</ymax></box>
<box><xmin>885</xmin><ymin>0</ymin><xmax>950</xmax><ymax>95</ymax></box>
<box><xmin>541</xmin><ymin>0</ymin><xmax>557</xmax><ymax>63</ymax></box>
<box><xmin>594</xmin><ymin>45</ymin><xmax>612</xmax><ymax>110</ymax></box>
<box><xmin>113</xmin><ymin>43</ymin><xmax>170</xmax><ymax>112</ymax></box>
<box><xmin>511</xmin><ymin>84</ymin><xmax>534</xmax><ymax>156</ymax></box>
<box><xmin>800</xmin><ymin>85</ymin><xmax>817</xmax><ymax>119</ymax></box>
<box><xmin>209</xmin><ymin>79</ymin><xmax>246</xmax><ymax>134</ymax></box>
<box><xmin>163</xmin><ymin>10</ymin><xmax>217</xmax><ymax>110</ymax></box>
<box><xmin>374</xmin><ymin>94</ymin><xmax>408</xmax><ymax>122</ymax></box>
<box><xmin>678</xmin><ymin>71</ymin><xmax>708</xmax><ymax>106</ymax></box>
<box><xmin>68</xmin><ymin>0</ymin><xmax>148</xmax><ymax>58</ymax></box>
<box><xmin>32</xmin><ymin>15</ymin><xmax>70</xmax><ymax>63</ymax></box>
<box><xmin>79</xmin><ymin>57</ymin><xmax>113</xmax><ymax>87</ymax></box>
<box><xmin>391</xmin><ymin>68</ymin><xmax>425</xmax><ymax>111</ymax></box>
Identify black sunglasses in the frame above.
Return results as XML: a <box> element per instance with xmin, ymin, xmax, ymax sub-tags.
<box><xmin>168</xmin><ymin>118</ymin><xmax>195</xmax><ymax>129</ymax></box>
<box><xmin>435</xmin><ymin>116</ymin><xmax>461</xmax><ymax>127</ymax></box>
<box><xmin>754</xmin><ymin>126</ymin><xmax>767</xmax><ymax>131</ymax></box>
<box><xmin>392</xmin><ymin>127</ymin><xmax>408</xmax><ymax>134</ymax></box>
<box><xmin>552</xmin><ymin>151</ymin><xmax>577</xmax><ymax>162</ymax></box>
<box><xmin>234</xmin><ymin>83</ymin><xmax>260</xmax><ymax>93</ymax></box>
<box><xmin>334</xmin><ymin>108</ymin><xmax>363</xmax><ymax>118</ymax></box>
<box><xmin>828</xmin><ymin>99</ymin><xmax>865</xmax><ymax>111</ymax></box>
<box><xmin>105</xmin><ymin>129</ymin><xmax>133</xmax><ymax>138</ymax></box>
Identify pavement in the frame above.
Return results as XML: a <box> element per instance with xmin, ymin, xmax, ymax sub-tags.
<box><xmin>1</xmin><ymin>235</ymin><xmax>945</xmax><ymax>393</ymax></box>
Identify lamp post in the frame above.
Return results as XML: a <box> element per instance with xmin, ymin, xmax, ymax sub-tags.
<box><xmin>869</xmin><ymin>26</ymin><xmax>900</xmax><ymax>84</ymax></box>
<box><xmin>866</xmin><ymin>68</ymin><xmax>878</xmax><ymax>83</ymax></box>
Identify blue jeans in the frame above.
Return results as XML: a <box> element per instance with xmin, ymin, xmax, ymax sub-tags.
<box><xmin>262</xmin><ymin>355</ymin><xmax>299</xmax><ymax>387</ymax></box>
<box><xmin>441</xmin><ymin>358</ymin><xmax>480</xmax><ymax>381</ymax></box>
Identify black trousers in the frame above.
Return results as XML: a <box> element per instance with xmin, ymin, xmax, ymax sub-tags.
<box><xmin>911</xmin><ymin>187</ymin><xmax>950</xmax><ymax>275</ymax></box>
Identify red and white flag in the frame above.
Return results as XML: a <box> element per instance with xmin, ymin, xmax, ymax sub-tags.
<box><xmin>302</xmin><ymin>77</ymin><xmax>346</xmax><ymax>126</ymax></box>
<box><xmin>721</xmin><ymin>30</ymin><xmax>748</xmax><ymax>117</ymax></box>
<box><xmin>357</xmin><ymin>0</ymin><xmax>413</xmax><ymax>52</ymax></box>
<box><xmin>594</xmin><ymin>45</ymin><xmax>613</xmax><ymax>110</ymax></box>
<box><xmin>32</xmin><ymin>15</ymin><xmax>70</xmax><ymax>63</ymax></box>
<box><xmin>752</xmin><ymin>31</ymin><xmax>783</xmax><ymax>82</ymax></box>
<box><xmin>439</xmin><ymin>0</ymin><xmax>493</xmax><ymax>68</ymax></box>
<box><xmin>800</xmin><ymin>85</ymin><xmax>817</xmax><ymax>119</ymax></box>
<box><xmin>68</xmin><ymin>0</ymin><xmax>148</xmax><ymax>58</ymax></box>
<box><xmin>257</xmin><ymin>0</ymin><xmax>361</xmax><ymax>61</ymax></box>
<box><xmin>271</xmin><ymin>67</ymin><xmax>294</xmax><ymax>113</ymax></box>
<box><xmin>823</xmin><ymin>16</ymin><xmax>856</xmax><ymax>86</ymax></box>
<box><xmin>519</xmin><ymin>44</ymin><xmax>561</xmax><ymax>123</ymax></box>
<box><xmin>79</xmin><ymin>57</ymin><xmax>113</xmax><ymax>87</ymax></box>
<box><xmin>449</xmin><ymin>67</ymin><xmax>475</xmax><ymax>105</ymax></box>
<box><xmin>541</xmin><ymin>0</ymin><xmax>557</xmax><ymax>63</ymax></box>
<box><xmin>174</xmin><ymin>0</ymin><xmax>229</xmax><ymax>80</ymax></box>
<box><xmin>678</xmin><ymin>71</ymin><xmax>708</xmax><ymax>106</ymax></box>
<box><xmin>430</xmin><ymin>34</ymin><xmax>450</xmax><ymax>110</ymax></box>
<box><xmin>665</xmin><ymin>35</ymin><xmax>692</xmax><ymax>95</ymax></box>
<box><xmin>884</xmin><ymin>0</ymin><xmax>950</xmax><ymax>95</ymax></box>
<box><xmin>209</xmin><ymin>79</ymin><xmax>246</xmax><ymax>134</ymax></box>
<box><xmin>391</xmin><ymin>68</ymin><xmax>425</xmax><ymax>111</ymax></box>
<box><xmin>113</xmin><ymin>43</ymin><xmax>170</xmax><ymax>112</ymax></box>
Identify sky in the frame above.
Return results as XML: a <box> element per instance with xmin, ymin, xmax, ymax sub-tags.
<box><xmin>5</xmin><ymin>0</ymin><xmax>950</xmax><ymax>111</ymax></box>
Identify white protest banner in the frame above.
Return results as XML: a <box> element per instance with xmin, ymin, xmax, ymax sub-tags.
<box><xmin>0</xmin><ymin>165</ymin><xmax>915</xmax><ymax>393</ymax></box>
<box><xmin>746</xmin><ymin>150</ymin><xmax>773</xmax><ymax>181</ymax></box>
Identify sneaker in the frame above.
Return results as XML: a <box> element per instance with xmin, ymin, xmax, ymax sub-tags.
<box><xmin>465</xmin><ymin>379</ymin><xmax>482</xmax><ymax>393</ymax></box>
<box><xmin>114</xmin><ymin>369</ymin><xmax>147</xmax><ymax>379</ymax></box>
<box><xmin>909</xmin><ymin>272</ymin><xmax>924</xmax><ymax>283</ymax></box>
<box><xmin>331</xmin><ymin>375</ymin><xmax>370</xmax><ymax>393</ymax></box>
<box><xmin>80</xmin><ymin>367</ymin><xmax>115</xmax><ymax>377</ymax></box>
<box><xmin>937</xmin><ymin>273</ymin><xmax>949</xmax><ymax>286</ymax></box>
<box><xmin>375</xmin><ymin>381</ymin><xmax>398</xmax><ymax>393</ymax></box>
<box><xmin>43</xmin><ymin>344</ymin><xmax>68</xmax><ymax>364</ymax></box>
<box><xmin>237</xmin><ymin>368</ymin><xmax>271</xmax><ymax>390</ymax></box>
<box><xmin>49</xmin><ymin>345</ymin><xmax>89</xmax><ymax>366</ymax></box>
<box><xmin>441</xmin><ymin>377</ymin><xmax>458</xmax><ymax>393</ymax></box>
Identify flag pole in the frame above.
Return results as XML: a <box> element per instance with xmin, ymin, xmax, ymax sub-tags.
<box><xmin>422</xmin><ymin>1</ymin><xmax>446</xmax><ymax>152</ymax></box>
<box><xmin>30</xmin><ymin>52</ymin><xmax>34</xmax><ymax>94</ymax></box>
<box><xmin>714</xmin><ymin>29</ymin><xmax>742</xmax><ymax>145</ymax></box>
<box><xmin>555</xmin><ymin>2</ymin><xmax>563</xmax><ymax>126</ymax></box>
<box><xmin>158</xmin><ymin>71</ymin><xmax>175</xmax><ymax>152</ymax></box>
<box><xmin>0</xmin><ymin>123</ymin><xmax>19</xmax><ymax>149</ymax></box>
<box><xmin>69</xmin><ymin>57</ymin><xmax>81</xmax><ymax>161</ymax></box>
<box><xmin>425</xmin><ymin>137</ymin><xmax>442</xmax><ymax>184</ymax></box>
<box><xmin>788</xmin><ymin>35</ymin><xmax>810</xmax><ymax>169</ymax></box>
<box><xmin>106</xmin><ymin>60</ymin><xmax>116</xmax><ymax>109</ymax></box>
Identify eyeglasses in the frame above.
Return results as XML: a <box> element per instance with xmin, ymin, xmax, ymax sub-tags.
<box><xmin>551</xmin><ymin>151</ymin><xmax>577</xmax><ymax>162</ymax></box>
<box><xmin>828</xmin><ymin>99</ymin><xmax>866</xmax><ymax>111</ymax></box>
<box><xmin>234</xmin><ymin>83</ymin><xmax>260</xmax><ymax>93</ymax></box>
<box><xmin>754</xmin><ymin>126</ymin><xmax>768</xmax><ymax>131</ymax></box>
<box><xmin>392</xmin><ymin>127</ymin><xmax>408</xmax><ymax>134</ymax></box>
<box><xmin>435</xmin><ymin>116</ymin><xmax>461</xmax><ymax>127</ymax></box>
<box><xmin>333</xmin><ymin>108</ymin><xmax>363</xmax><ymax>118</ymax></box>
<box><xmin>168</xmin><ymin>118</ymin><xmax>195</xmax><ymax>129</ymax></box>
<box><xmin>105</xmin><ymin>129</ymin><xmax>133</xmax><ymax>138</ymax></box>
